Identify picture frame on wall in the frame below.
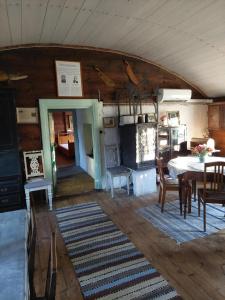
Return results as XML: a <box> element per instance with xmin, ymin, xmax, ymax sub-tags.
<box><xmin>103</xmin><ymin>117</ymin><xmax>116</xmax><ymax>128</ymax></box>
<box><xmin>167</xmin><ymin>111</ymin><xmax>180</xmax><ymax>126</ymax></box>
<box><xmin>55</xmin><ymin>60</ymin><xmax>83</xmax><ymax>97</ymax></box>
<box><xmin>16</xmin><ymin>107</ymin><xmax>39</xmax><ymax>124</ymax></box>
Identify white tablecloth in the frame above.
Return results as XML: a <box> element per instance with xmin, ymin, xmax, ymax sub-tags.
<box><xmin>168</xmin><ymin>156</ymin><xmax>225</xmax><ymax>178</ymax></box>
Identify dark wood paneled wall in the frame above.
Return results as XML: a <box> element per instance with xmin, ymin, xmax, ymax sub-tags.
<box><xmin>53</xmin><ymin>112</ymin><xmax>66</xmax><ymax>135</ymax></box>
<box><xmin>0</xmin><ymin>46</ymin><xmax>204</xmax><ymax>151</ymax></box>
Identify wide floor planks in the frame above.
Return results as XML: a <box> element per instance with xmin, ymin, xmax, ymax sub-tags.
<box><xmin>33</xmin><ymin>189</ymin><xmax>225</xmax><ymax>300</ymax></box>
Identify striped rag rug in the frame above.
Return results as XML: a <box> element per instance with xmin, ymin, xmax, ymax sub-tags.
<box><xmin>137</xmin><ymin>200</ymin><xmax>225</xmax><ymax>244</ymax></box>
<box><xmin>56</xmin><ymin>202</ymin><xmax>181</xmax><ymax>300</ymax></box>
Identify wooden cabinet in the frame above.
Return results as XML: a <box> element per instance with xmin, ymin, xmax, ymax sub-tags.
<box><xmin>0</xmin><ymin>89</ymin><xmax>18</xmax><ymax>150</ymax></box>
<box><xmin>208</xmin><ymin>104</ymin><xmax>225</xmax><ymax>129</ymax></box>
<box><xmin>0</xmin><ymin>88</ymin><xmax>23</xmax><ymax>212</ymax></box>
<box><xmin>208</xmin><ymin>105</ymin><xmax>220</xmax><ymax>129</ymax></box>
<box><xmin>158</xmin><ymin>125</ymin><xmax>187</xmax><ymax>162</ymax></box>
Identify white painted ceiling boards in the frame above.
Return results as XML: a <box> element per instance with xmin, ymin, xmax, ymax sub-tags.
<box><xmin>1</xmin><ymin>0</ymin><xmax>225</xmax><ymax>97</ymax></box>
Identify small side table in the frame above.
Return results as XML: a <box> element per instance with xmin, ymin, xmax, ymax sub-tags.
<box><xmin>106</xmin><ymin>166</ymin><xmax>132</xmax><ymax>198</ymax></box>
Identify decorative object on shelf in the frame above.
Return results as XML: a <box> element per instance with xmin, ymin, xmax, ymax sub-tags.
<box><xmin>191</xmin><ymin>144</ymin><xmax>213</xmax><ymax>162</ymax></box>
<box><xmin>103</xmin><ymin>117</ymin><xmax>116</xmax><ymax>128</ymax></box>
<box><xmin>145</xmin><ymin>113</ymin><xmax>156</xmax><ymax>123</ymax></box>
<box><xmin>160</xmin><ymin>114</ymin><xmax>168</xmax><ymax>126</ymax></box>
<box><xmin>16</xmin><ymin>107</ymin><xmax>38</xmax><ymax>124</ymax></box>
<box><xmin>55</xmin><ymin>60</ymin><xmax>83</xmax><ymax>97</ymax></box>
<box><xmin>202</xmin><ymin>127</ymin><xmax>209</xmax><ymax>138</ymax></box>
<box><xmin>93</xmin><ymin>65</ymin><xmax>116</xmax><ymax>88</ymax></box>
<box><xmin>167</xmin><ymin>111</ymin><xmax>180</xmax><ymax>126</ymax></box>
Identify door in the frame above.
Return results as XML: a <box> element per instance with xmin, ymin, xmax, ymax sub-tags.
<box><xmin>48</xmin><ymin>112</ymin><xmax>57</xmax><ymax>188</ymax></box>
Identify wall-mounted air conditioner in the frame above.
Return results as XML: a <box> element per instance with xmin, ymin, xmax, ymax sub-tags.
<box><xmin>157</xmin><ymin>89</ymin><xmax>192</xmax><ymax>103</ymax></box>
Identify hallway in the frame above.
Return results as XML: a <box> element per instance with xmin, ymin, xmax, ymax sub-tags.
<box><xmin>55</xmin><ymin>165</ymin><xmax>94</xmax><ymax>198</ymax></box>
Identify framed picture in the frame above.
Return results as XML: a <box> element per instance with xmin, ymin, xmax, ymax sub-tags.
<box><xmin>55</xmin><ymin>60</ymin><xmax>83</xmax><ymax>97</ymax></box>
<box><xmin>16</xmin><ymin>107</ymin><xmax>39</xmax><ymax>124</ymax></box>
<box><xmin>167</xmin><ymin>111</ymin><xmax>180</xmax><ymax>126</ymax></box>
<box><xmin>103</xmin><ymin>117</ymin><xmax>116</xmax><ymax>128</ymax></box>
<box><xmin>147</xmin><ymin>113</ymin><xmax>156</xmax><ymax>123</ymax></box>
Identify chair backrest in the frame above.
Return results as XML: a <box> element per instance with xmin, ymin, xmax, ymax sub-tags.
<box><xmin>156</xmin><ymin>157</ymin><xmax>165</xmax><ymax>185</ymax></box>
<box><xmin>44</xmin><ymin>232</ymin><xmax>57</xmax><ymax>300</ymax></box>
<box><xmin>27</xmin><ymin>208</ymin><xmax>37</xmax><ymax>299</ymax></box>
<box><xmin>104</xmin><ymin>144</ymin><xmax>120</xmax><ymax>168</ymax></box>
<box><xmin>23</xmin><ymin>150</ymin><xmax>45</xmax><ymax>180</ymax></box>
<box><xmin>203</xmin><ymin>161</ymin><xmax>225</xmax><ymax>194</ymax></box>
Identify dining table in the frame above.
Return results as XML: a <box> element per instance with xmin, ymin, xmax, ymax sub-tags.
<box><xmin>167</xmin><ymin>155</ymin><xmax>225</xmax><ymax>217</ymax></box>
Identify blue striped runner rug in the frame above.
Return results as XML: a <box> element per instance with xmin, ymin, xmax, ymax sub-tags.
<box><xmin>56</xmin><ymin>202</ymin><xmax>181</xmax><ymax>300</ymax></box>
<box><xmin>137</xmin><ymin>200</ymin><xmax>225</xmax><ymax>244</ymax></box>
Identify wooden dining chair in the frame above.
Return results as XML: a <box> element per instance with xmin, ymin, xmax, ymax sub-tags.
<box><xmin>157</xmin><ymin>158</ymin><xmax>181</xmax><ymax>213</ymax></box>
<box><xmin>198</xmin><ymin>161</ymin><xmax>225</xmax><ymax>231</ymax></box>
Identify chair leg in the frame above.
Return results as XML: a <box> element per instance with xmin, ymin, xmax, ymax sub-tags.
<box><xmin>198</xmin><ymin>193</ymin><xmax>201</xmax><ymax>217</ymax></box>
<box><xmin>203</xmin><ymin>202</ymin><xmax>206</xmax><ymax>231</ymax></box>
<box><xmin>178</xmin><ymin>176</ymin><xmax>183</xmax><ymax>215</ymax></box>
<box><xmin>126</xmin><ymin>175</ymin><xmax>130</xmax><ymax>196</ymax></box>
<box><xmin>25</xmin><ymin>189</ymin><xmax>31</xmax><ymax>216</ymax></box>
<box><xmin>161</xmin><ymin>188</ymin><xmax>166</xmax><ymax>212</ymax></box>
<box><xmin>109</xmin><ymin>174</ymin><xmax>114</xmax><ymax>198</ymax></box>
<box><xmin>47</xmin><ymin>186</ymin><xmax>53</xmax><ymax>211</ymax></box>
<box><xmin>159</xmin><ymin>186</ymin><xmax>162</xmax><ymax>204</ymax></box>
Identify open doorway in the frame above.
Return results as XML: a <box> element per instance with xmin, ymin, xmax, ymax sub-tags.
<box><xmin>39</xmin><ymin>99</ymin><xmax>102</xmax><ymax>200</ymax></box>
<box><xmin>52</xmin><ymin>111</ymin><xmax>76</xmax><ymax>171</ymax></box>
<box><xmin>50</xmin><ymin>109</ymin><xmax>95</xmax><ymax>198</ymax></box>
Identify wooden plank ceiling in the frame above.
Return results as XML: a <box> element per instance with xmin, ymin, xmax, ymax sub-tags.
<box><xmin>0</xmin><ymin>0</ymin><xmax>225</xmax><ymax>97</ymax></box>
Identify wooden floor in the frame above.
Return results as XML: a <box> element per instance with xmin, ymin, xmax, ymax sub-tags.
<box><xmin>33</xmin><ymin>189</ymin><xmax>225</xmax><ymax>300</ymax></box>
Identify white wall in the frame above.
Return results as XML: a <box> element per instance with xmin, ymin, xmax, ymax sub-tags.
<box><xmin>159</xmin><ymin>103</ymin><xmax>208</xmax><ymax>144</ymax></box>
<box><xmin>76</xmin><ymin>108</ymin><xmax>95</xmax><ymax>178</ymax></box>
<box><xmin>103</xmin><ymin>103</ymin><xmax>208</xmax><ymax>144</ymax></box>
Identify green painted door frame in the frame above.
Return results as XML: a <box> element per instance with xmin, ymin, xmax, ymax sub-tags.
<box><xmin>39</xmin><ymin>99</ymin><xmax>103</xmax><ymax>189</ymax></box>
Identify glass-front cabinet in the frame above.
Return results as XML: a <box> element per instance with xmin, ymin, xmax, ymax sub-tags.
<box><xmin>158</xmin><ymin>125</ymin><xmax>187</xmax><ymax>162</ymax></box>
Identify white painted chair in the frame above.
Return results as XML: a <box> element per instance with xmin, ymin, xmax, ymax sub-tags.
<box><xmin>23</xmin><ymin>150</ymin><xmax>53</xmax><ymax>215</ymax></box>
<box><xmin>105</xmin><ymin>144</ymin><xmax>131</xmax><ymax>198</ymax></box>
